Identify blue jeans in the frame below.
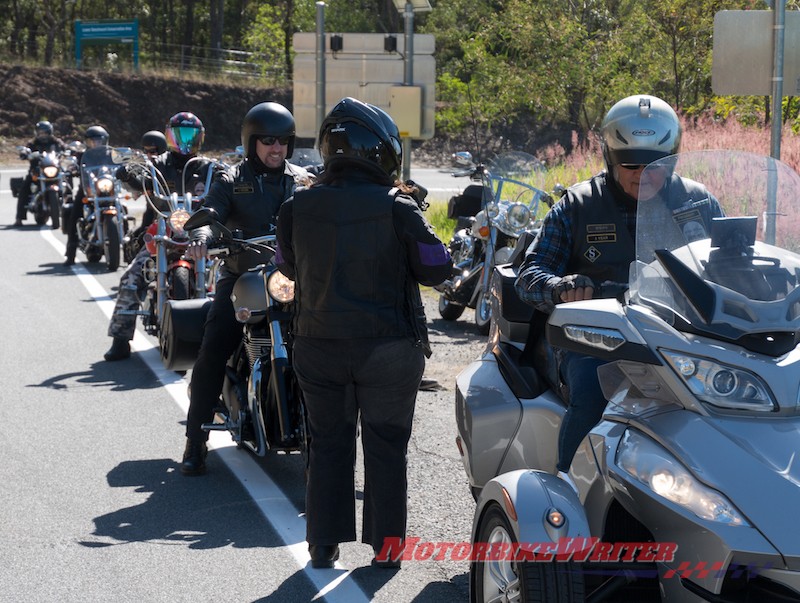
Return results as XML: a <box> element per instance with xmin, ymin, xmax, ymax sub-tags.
<box><xmin>557</xmin><ymin>351</ymin><xmax>608</xmax><ymax>472</ymax></box>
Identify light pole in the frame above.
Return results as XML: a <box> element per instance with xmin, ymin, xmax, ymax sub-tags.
<box><xmin>392</xmin><ymin>0</ymin><xmax>431</xmax><ymax>181</ymax></box>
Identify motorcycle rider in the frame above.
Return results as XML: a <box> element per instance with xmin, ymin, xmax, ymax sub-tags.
<box><xmin>514</xmin><ymin>94</ymin><xmax>724</xmax><ymax>481</ymax></box>
<box><xmin>103</xmin><ymin>112</ymin><xmax>216</xmax><ymax>361</ymax></box>
<box><xmin>180</xmin><ymin>101</ymin><xmax>314</xmax><ymax>476</ymax></box>
<box><xmin>120</xmin><ymin>130</ymin><xmax>169</xmax><ymax>264</ymax></box>
<box><xmin>14</xmin><ymin>120</ymin><xmax>67</xmax><ymax>228</ymax></box>
<box><xmin>274</xmin><ymin>97</ymin><xmax>452</xmax><ymax>569</ymax></box>
<box><xmin>63</xmin><ymin>125</ymin><xmax>110</xmax><ymax>266</ymax></box>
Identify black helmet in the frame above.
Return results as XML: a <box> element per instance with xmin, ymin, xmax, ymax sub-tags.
<box><xmin>85</xmin><ymin>125</ymin><xmax>109</xmax><ymax>148</ymax></box>
<box><xmin>165</xmin><ymin>112</ymin><xmax>205</xmax><ymax>156</ymax></box>
<box><xmin>35</xmin><ymin>120</ymin><xmax>53</xmax><ymax>137</ymax></box>
<box><xmin>141</xmin><ymin>130</ymin><xmax>167</xmax><ymax>156</ymax></box>
<box><xmin>241</xmin><ymin>102</ymin><xmax>296</xmax><ymax>160</ymax></box>
<box><xmin>318</xmin><ymin>97</ymin><xmax>402</xmax><ymax>179</ymax></box>
<box><xmin>601</xmin><ymin>95</ymin><xmax>681</xmax><ymax>170</ymax></box>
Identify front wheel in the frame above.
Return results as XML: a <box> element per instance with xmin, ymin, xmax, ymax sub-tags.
<box><xmin>103</xmin><ymin>214</ymin><xmax>121</xmax><ymax>271</ymax></box>
<box><xmin>47</xmin><ymin>190</ymin><xmax>60</xmax><ymax>230</ymax></box>
<box><xmin>474</xmin><ymin>289</ymin><xmax>492</xmax><ymax>335</ymax></box>
<box><xmin>439</xmin><ymin>294</ymin><xmax>466</xmax><ymax>321</ymax></box>
<box><xmin>170</xmin><ymin>266</ymin><xmax>192</xmax><ymax>300</ymax></box>
<box><xmin>472</xmin><ymin>504</ymin><xmax>585</xmax><ymax>602</ymax></box>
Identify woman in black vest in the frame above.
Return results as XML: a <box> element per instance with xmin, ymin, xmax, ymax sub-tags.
<box><xmin>275</xmin><ymin>97</ymin><xmax>452</xmax><ymax>569</ymax></box>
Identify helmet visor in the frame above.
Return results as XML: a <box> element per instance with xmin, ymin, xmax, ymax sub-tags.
<box><xmin>167</xmin><ymin>126</ymin><xmax>202</xmax><ymax>154</ymax></box>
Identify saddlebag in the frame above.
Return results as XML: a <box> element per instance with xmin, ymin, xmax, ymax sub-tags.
<box><xmin>447</xmin><ymin>184</ymin><xmax>484</xmax><ymax>219</ymax></box>
<box><xmin>10</xmin><ymin>177</ymin><xmax>23</xmax><ymax>198</ymax></box>
<box><xmin>159</xmin><ymin>298</ymin><xmax>212</xmax><ymax>371</ymax></box>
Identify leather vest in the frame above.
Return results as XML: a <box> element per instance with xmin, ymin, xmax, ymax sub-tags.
<box><xmin>289</xmin><ymin>182</ymin><xmax>416</xmax><ymax>341</ymax></box>
<box><xmin>566</xmin><ymin>173</ymin><xmax>712</xmax><ymax>285</ymax></box>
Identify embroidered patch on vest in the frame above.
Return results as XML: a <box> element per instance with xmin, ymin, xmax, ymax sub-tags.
<box><xmin>584</xmin><ymin>246</ymin><xmax>602</xmax><ymax>262</ymax></box>
<box><xmin>586</xmin><ymin>223</ymin><xmax>617</xmax><ymax>243</ymax></box>
<box><xmin>234</xmin><ymin>183</ymin><xmax>254</xmax><ymax>194</ymax></box>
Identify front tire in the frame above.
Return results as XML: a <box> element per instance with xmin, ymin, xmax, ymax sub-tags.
<box><xmin>103</xmin><ymin>214</ymin><xmax>121</xmax><ymax>271</ymax></box>
<box><xmin>439</xmin><ymin>294</ymin><xmax>466</xmax><ymax>321</ymax></box>
<box><xmin>474</xmin><ymin>289</ymin><xmax>492</xmax><ymax>335</ymax></box>
<box><xmin>47</xmin><ymin>190</ymin><xmax>60</xmax><ymax>230</ymax></box>
<box><xmin>170</xmin><ymin>266</ymin><xmax>192</xmax><ymax>300</ymax></box>
<box><xmin>473</xmin><ymin>504</ymin><xmax>585</xmax><ymax>602</ymax></box>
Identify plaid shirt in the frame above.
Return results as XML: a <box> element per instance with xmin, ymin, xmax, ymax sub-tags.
<box><xmin>515</xmin><ymin>172</ymin><xmax>637</xmax><ymax>313</ymax></box>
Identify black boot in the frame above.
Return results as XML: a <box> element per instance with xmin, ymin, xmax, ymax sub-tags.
<box><xmin>308</xmin><ymin>544</ymin><xmax>340</xmax><ymax>569</ymax></box>
<box><xmin>181</xmin><ymin>439</ymin><xmax>208</xmax><ymax>476</ymax></box>
<box><xmin>103</xmin><ymin>337</ymin><xmax>130</xmax><ymax>361</ymax></box>
<box><xmin>64</xmin><ymin>243</ymin><xmax>77</xmax><ymax>266</ymax></box>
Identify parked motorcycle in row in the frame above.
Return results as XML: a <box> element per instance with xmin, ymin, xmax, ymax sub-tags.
<box><xmin>74</xmin><ymin>145</ymin><xmax>133</xmax><ymax>271</ymax></box>
<box><xmin>436</xmin><ymin>151</ymin><xmax>552</xmax><ymax>335</ymax></box>
<box><xmin>160</xmin><ymin>207</ymin><xmax>308</xmax><ymax>463</ymax></box>
<box><xmin>111</xmin><ymin>147</ymin><xmax>214</xmax><ymax>341</ymax></box>
<box><xmin>456</xmin><ymin>149</ymin><xmax>800</xmax><ymax>602</ymax></box>
<box><xmin>11</xmin><ymin>146</ymin><xmax>75</xmax><ymax>229</ymax></box>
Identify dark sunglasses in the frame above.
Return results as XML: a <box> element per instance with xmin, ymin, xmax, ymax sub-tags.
<box><xmin>619</xmin><ymin>164</ymin><xmax>645</xmax><ymax>171</ymax></box>
<box><xmin>258</xmin><ymin>135</ymin><xmax>291</xmax><ymax>146</ymax></box>
<box><xmin>143</xmin><ymin>146</ymin><xmax>159</xmax><ymax>154</ymax></box>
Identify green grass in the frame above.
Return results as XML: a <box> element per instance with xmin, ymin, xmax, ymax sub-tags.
<box><xmin>427</xmin><ymin>200</ymin><xmax>457</xmax><ymax>245</ymax></box>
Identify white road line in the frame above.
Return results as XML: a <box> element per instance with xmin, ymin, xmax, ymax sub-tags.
<box><xmin>40</xmin><ymin>227</ymin><xmax>370</xmax><ymax>603</ymax></box>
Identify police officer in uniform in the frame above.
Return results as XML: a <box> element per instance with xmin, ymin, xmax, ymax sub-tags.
<box><xmin>275</xmin><ymin>97</ymin><xmax>452</xmax><ymax>569</ymax></box>
<box><xmin>180</xmin><ymin>101</ymin><xmax>314</xmax><ymax>475</ymax></box>
<box><xmin>104</xmin><ymin>112</ymin><xmax>215</xmax><ymax>361</ymax></box>
<box><xmin>515</xmin><ymin>95</ymin><xmax>724</xmax><ymax>480</ymax></box>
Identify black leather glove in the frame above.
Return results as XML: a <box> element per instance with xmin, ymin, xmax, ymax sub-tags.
<box><xmin>551</xmin><ymin>274</ymin><xmax>595</xmax><ymax>305</ymax></box>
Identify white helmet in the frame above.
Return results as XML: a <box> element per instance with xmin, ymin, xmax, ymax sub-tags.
<box><xmin>601</xmin><ymin>95</ymin><xmax>681</xmax><ymax>170</ymax></box>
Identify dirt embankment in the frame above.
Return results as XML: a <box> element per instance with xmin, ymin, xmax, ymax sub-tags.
<box><xmin>0</xmin><ymin>63</ymin><xmax>292</xmax><ymax>158</ymax></box>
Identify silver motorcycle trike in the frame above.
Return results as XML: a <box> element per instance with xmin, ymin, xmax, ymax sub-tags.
<box><xmin>456</xmin><ymin>150</ymin><xmax>800</xmax><ymax>602</ymax></box>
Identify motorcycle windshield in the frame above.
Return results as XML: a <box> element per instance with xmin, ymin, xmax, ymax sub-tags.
<box><xmin>630</xmin><ymin>150</ymin><xmax>800</xmax><ymax>355</ymax></box>
<box><xmin>80</xmin><ymin>145</ymin><xmax>117</xmax><ymax>195</ymax></box>
<box><xmin>484</xmin><ymin>152</ymin><xmax>549</xmax><ymax>237</ymax></box>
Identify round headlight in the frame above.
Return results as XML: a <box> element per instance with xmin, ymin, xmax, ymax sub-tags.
<box><xmin>267</xmin><ymin>270</ymin><xmax>295</xmax><ymax>303</ymax></box>
<box><xmin>486</xmin><ymin>202</ymin><xmax>500</xmax><ymax>219</ymax></box>
<box><xmin>169</xmin><ymin>209</ymin><xmax>191</xmax><ymax>233</ymax></box>
<box><xmin>96</xmin><ymin>177</ymin><xmax>114</xmax><ymax>195</ymax></box>
<box><xmin>711</xmin><ymin>369</ymin><xmax>737</xmax><ymax>396</ymax></box>
<box><xmin>507</xmin><ymin>203</ymin><xmax>531</xmax><ymax>230</ymax></box>
<box><xmin>43</xmin><ymin>166</ymin><xmax>59</xmax><ymax>178</ymax></box>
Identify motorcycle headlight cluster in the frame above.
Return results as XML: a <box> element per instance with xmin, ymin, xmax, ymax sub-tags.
<box><xmin>506</xmin><ymin>202</ymin><xmax>531</xmax><ymax>232</ymax></box>
<box><xmin>43</xmin><ymin>165</ymin><xmax>59</xmax><ymax>178</ymax></box>
<box><xmin>96</xmin><ymin>177</ymin><xmax>114</xmax><ymax>195</ymax></box>
<box><xmin>660</xmin><ymin>350</ymin><xmax>776</xmax><ymax>412</ymax></box>
<box><xmin>616</xmin><ymin>429</ymin><xmax>749</xmax><ymax>526</ymax></box>
<box><xmin>169</xmin><ymin>209</ymin><xmax>191</xmax><ymax>234</ymax></box>
<box><xmin>267</xmin><ymin>270</ymin><xmax>295</xmax><ymax>303</ymax></box>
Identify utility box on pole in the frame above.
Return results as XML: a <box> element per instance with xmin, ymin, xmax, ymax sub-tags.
<box><xmin>292</xmin><ymin>32</ymin><xmax>435</xmax><ymax>140</ymax></box>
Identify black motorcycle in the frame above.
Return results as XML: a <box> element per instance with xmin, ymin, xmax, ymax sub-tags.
<box><xmin>76</xmin><ymin>145</ymin><xmax>132</xmax><ymax>271</ymax></box>
<box><xmin>12</xmin><ymin>146</ymin><xmax>74</xmax><ymax>229</ymax></box>
<box><xmin>160</xmin><ymin>208</ymin><xmax>308</xmax><ymax>462</ymax></box>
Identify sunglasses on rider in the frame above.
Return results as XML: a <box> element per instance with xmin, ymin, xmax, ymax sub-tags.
<box><xmin>143</xmin><ymin>146</ymin><xmax>159</xmax><ymax>155</ymax></box>
<box><xmin>619</xmin><ymin>164</ymin><xmax>646</xmax><ymax>171</ymax></box>
<box><xmin>258</xmin><ymin>135</ymin><xmax>291</xmax><ymax>146</ymax></box>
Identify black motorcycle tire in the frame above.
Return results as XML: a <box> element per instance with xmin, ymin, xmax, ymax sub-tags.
<box><xmin>472</xmin><ymin>504</ymin><xmax>585</xmax><ymax>603</ymax></box>
<box><xmin>170</xmin><ymin>266</ymin><xmax>192</xmax><ymax>300</ymax></box>
<box><xmin>103</xmin><ymin>214</ymin><xmax>121</xmax><ymax>272</ymax></box>
<box><xmin>438</xmin><ymin>294</ymin><xmax>466</xmax><ymax>321</ymax></box>
<box><xmin>47</xmin><ymin>190</ymin><xmax>60</xmax><ymax>230</ymax></box>
<box><xmin>33</xmin><ymin>196</ymin><xmax>49</xmax><ymax>226</ymax></box>
<box><xmin>474</xmin><ymin>290</ymin><xmax>492</xmax><ymax>335</ymax></box>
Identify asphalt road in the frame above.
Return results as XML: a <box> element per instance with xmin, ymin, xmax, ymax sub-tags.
<box><xmin>0</xmin><ymin>166</ymin><xmax>483</xmax><ymax>603</ymax></box>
